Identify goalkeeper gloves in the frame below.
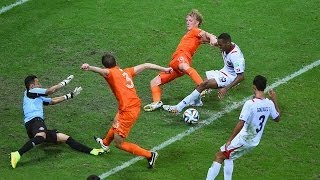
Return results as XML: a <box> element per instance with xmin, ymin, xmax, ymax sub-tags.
<box><xmin>59</xmin><ymin>75</ymin><xmax>74</xmax><ymax>87</ymax></box>
<box><xmin>64</xmin><ymin>87</ymin><xmax>82</xmax><ymax>100</ymax></box>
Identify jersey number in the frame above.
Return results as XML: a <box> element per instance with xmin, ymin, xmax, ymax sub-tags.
<box><xmin>122</xmin><ymin>72</ymin><xmax>134</xmax><ymax>88</ymax></box>
<box><xmin>255</xmin><ymin>115</ymin><xmax>266</xmax><ymax>133</ymax></box>
<box><xmin>219</xmin><ymin>77</ymin><xmax>227</xmax><ymax>82</ymax></box>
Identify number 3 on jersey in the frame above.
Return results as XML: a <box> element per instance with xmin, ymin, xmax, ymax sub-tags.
<box><xmin>256</xmin><ymin>115</ymin><xmax>265</xmax><ymax>133</ymax></box>
<box><xmin>122</xmin><ymin>72</ymin><xmax>134</xmax><ymax>88</ymax></box>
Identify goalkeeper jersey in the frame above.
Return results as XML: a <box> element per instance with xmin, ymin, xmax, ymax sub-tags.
<box><xmin>23</xmin><ymin>88</ymin><xmax>52</xmax><ymax>124</ymax></box>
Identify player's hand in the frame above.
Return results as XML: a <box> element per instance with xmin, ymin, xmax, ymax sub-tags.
<box><xmin>209</xmin><ymin>37</ymin><xmax>218</xmax><ymax>46</ymax></box>
<box><xmin>72</xmin><ymin>87</ymin><xmax>82</xmax><ymax>97</ymax></box>
<box><xmin>64</xmin><ymin>87</ymin><xmax>83</xmax><ymax>100</ymax></box>
<box><xmin>60</xmin><ymin>75</ymin><xmax>74</xmax><ymax>87</ymax></box>
<box><xmin>268</xmin><ymin>89</ymin><xmax>277</xmax><ymax>100</ymax></box>
<box><xmin>81</xmin><ymin>63</ymin><xmax>90</xmax><ymax>70</ymax></box>
<box><xmin>164</xmin><ymin>67</ymin><xmax>173</xmax><ymax>74</ymax></box>
<box><xmin>218</xmin><ymin>88</ymin><xmax>227</xmax><ymax>99</ymax></box>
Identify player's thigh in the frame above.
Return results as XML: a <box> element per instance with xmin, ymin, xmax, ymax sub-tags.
<box><xmin>228</xmin><ymin>145</ymin><xmax>255</xmax><ymax>160</ymax></box>
<box><xmin>113</xmin><ymin>108</ymin><xmax>140</xmax><ymax>138</ymax></box>
<box><xmin>220</xmin><ymin>137</ymin><xmax>254</xmax><ymax>160</ymax></box>
<box><xmin>25</xmin><ymin>118</ymin><xmax>48</xmax><ymax>139</ymax></box>
<box><xmin>170</xmin><ymin>54</ymin><xmax>191</xmax><ymax>72</ymax></box>
<box><xmin>158</xmin><ymin>70</ymin><xmax>183</xmax><ymax>85</ymax></box>
<box><xmin>113</xmin><ymin>133</ymin><xmax>125</xmax><ymax>147</ymax></box>
<box><xmin>205</xmin><ymin>70</ymin><xmax>231</xmax><ymax>88</ymax></box>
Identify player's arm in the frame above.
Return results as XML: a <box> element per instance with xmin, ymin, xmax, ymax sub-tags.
<box><xmin>268</xmin><ymin>89</ymin><xmax>281</xmax><ymax>122</ymax></box>
<box><xmin>226</xmin><ymin>120</ymin><xmax>245</xmax><ymax>147</ymax></box>
<box><xmin>226</xmin><ymin>73</ymin><xmax>245</xmax><ymax>90</ymax></box>
<box><xmin>218</xmin><ymin>73</ymin><xmax>244</xmax><ymax>99</ymax></box>
<box><xmin>199</xmin><ymin>30</ymin><xmax>217</xmax><ymax>46</ymax></box>
<box><xmin>46</xmin><ymin>75</ymin><xmax>74</xmax><ymax>95</ymax></box>
<box><xmin>49</xmin><ymin>87</ymin><xmax>82</xmax><ymax>105</ymax></box>
<box><xmin>81</xmin><ymin>63</ymin><xmax>109</xmax><ymax>77</ymax></box>
<box><xmin>133</xmin><ymin>63</ymin><xmax>172</xmax><ymax>75</ymax></box>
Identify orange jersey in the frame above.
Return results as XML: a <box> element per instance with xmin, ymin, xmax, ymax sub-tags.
<box><xmin>104</xmin><ymin>66</ymin><xmax>141</xmax><ymax>111</ymax></box>
<box><xmin>172</xmin><ymin>27</ymin><xmax>202</xmax><ymax>59</ymax></box>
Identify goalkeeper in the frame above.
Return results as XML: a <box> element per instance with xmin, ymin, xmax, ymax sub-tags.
<box><xmin>10</xmin><ymin>75</ymin><xmax>104</xmax><ymax>168</ymax></box>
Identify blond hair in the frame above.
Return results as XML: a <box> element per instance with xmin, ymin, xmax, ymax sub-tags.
<box><xmin>187</xmin><ymin>9</ymin><xmax>203</xmax><ymax>26</ymax></box>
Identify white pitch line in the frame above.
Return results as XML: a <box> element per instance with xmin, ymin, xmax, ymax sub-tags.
<box><xmin>99</xmin><ymin>60</ymin><xmax>320</xmax><ymax>179</ymax></box>
<box><xmin>0</xmin><ymin>0</ymin><xmax>30</xmax><ymax>15</ymax></box>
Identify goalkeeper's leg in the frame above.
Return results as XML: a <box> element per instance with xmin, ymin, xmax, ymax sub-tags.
<box><xmin>11</xmin><ymin>133</ymin><xmax>46</xmax><ymax>168</ymax></box>
<box><xmin>57</xmin><ymin>133</ymin><xmax>104</xmax><ymax>155</ymax></box>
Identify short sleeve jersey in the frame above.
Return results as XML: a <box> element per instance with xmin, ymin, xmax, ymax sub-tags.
<box><xmin>238</xmin><ymin>98</ymin><xmax>279</xmax><ymax>146</ymax></box>
<box><xmin>220</xmin><ymin>43</ymin><xmax>245</xmax><ymax>77</ymax></box>
<box><xmin>172</xmin><ymin>27</ymin><xmax>202</xmax><ymax>59</ymax></box>
<box><xmin>23</xmin><ymin>88</ymin><xmax>52</xmax><ymax>124</ymax></box>
<box><xmin>104</xmin><ymin>66</ymin><xmax>141</xmax><ymax>111</ymax></box>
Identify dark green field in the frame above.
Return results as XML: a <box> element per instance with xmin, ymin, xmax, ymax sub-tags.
<box><xmin>1</xmin><ymin>0</ymin><xmax>319</xmax><ymax>179</ymax></box>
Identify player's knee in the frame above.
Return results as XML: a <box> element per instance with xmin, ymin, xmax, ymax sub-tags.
<box><xmin>198</xmin><ymin>81</ymin><xmax>209</xmax><ymax>92</ymax></box>
<box><xmin>150</xmin><ymin>76</ymin><xmax>161</xmax><ymax>87</ymax></box>
<box><xmin>215</xmin><ymin>152</ymin><xmax>226</xmax><ymax>162</ymax></box>
<box><xmin>114</xmin><ymin>141</ymin><xmax>122</xmax><ymax>149</ymax></box>
<box><xmin>35</xmin><ymin>132</ymin><xmax>46</xmax><ymax>139</ymax></box>
<box><xmin>56</xmin><ymin>133</ymin><xmax>70</xmax><ymax>142</ymax></box>
<box><xmin>179</xmin><ymin>63</ymin><xmax>190</xmax><ymax>72</ymax></box>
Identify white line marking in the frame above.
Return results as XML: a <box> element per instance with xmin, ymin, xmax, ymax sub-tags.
<box><xmin>99</xmin><ymin>60</ymin><xmax>320</xmax><ymax>179</ymax></box>
<box><xmin>0</xmin><ymin>0</ymin><xmax>30</xmax><ymax>15</ymax></box>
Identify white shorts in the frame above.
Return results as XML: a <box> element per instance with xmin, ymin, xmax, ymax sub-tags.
<box><xmin>219</xmin><ymin>135</ymin><xmax>256</xmax><ymax>160</ymax></box>
<box><xmin>205</xmin><ymin>70</ymin><xmax>235</xmax><ymax>88</ymax></box>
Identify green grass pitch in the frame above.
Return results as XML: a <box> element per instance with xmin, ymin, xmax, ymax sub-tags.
<box><xmin>1</xmin><ymin>0</ymin><xmax>319</xmax><ymax>179</ymax></box>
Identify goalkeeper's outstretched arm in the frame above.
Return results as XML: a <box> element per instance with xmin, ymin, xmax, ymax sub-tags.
<box><xmin>46</xmin><ymin>75</ymin><xmax>74</xmax><ymax>95</ymax></box>
<box><xmin>49</xmin><ymin>87</ymin><xmax>82</xmax><ymax>105</ymax></box>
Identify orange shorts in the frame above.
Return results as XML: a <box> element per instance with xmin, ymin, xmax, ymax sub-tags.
<box><xmin>112</xmin><ymin>106</ymin><xmax>141</xmax><ymax>138</ymax></box>
<box><xmin>159</xmin><ymin>54</ymin><xmax>192</xmax><ymax>84</ymax></box>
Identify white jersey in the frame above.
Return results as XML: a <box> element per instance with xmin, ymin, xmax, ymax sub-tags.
<box><xmin>220</xmin><ymin>43</ymin><xmax>245</xmax><ymax>78</ymax></box>
<box><xmin>237</xmin><ymin>98</ymin><xmax>279</xmax><ymax>146</ymax></box>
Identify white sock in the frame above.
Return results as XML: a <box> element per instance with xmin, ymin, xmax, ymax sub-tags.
<box><xmin>206</xmin><ymin>162</ymin><xmax>221</xmax><ymax>180</ymax></box>
<box><xmin>223</xmin><ymin>159</ymin><xmax>234</xmax><ymax>180</ymax></box>
<box><xmin>176</xmin><ymin>89</ymin><xmax>200</xmax><ymax>111</ymax></box>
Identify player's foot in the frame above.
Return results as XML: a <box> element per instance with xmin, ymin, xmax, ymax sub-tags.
<box><xmin>10</xmin><ymin>151</ymin><xmax>21</xmax><ymax>168</ymax></box>
<box><xmin>147</xmin><ymin>151</ymin><xmax>158</xmax><ymax>168</ymax></box>
<box><xmin>94</xmin><ymin>136</ymin><xmax>110</xmax><ymax>153</ymax></box>
<box><xmin>143</xmin><ymin>101</ymin><xmax>163</xmax><ymax>112</ymax></box>
<box><xmin>162</xmin><ymin>105</ymin><xmax>180</xmax><ymax>114</ymax></box>
<box><xmin>90</xmin><ymin>148</ymin><xmax>105</xmax><ymax>156</ymax></box>
<box><xmin>200</xmin><ymin>89</ymin><xmax>212</xmax><ymax>97</ymax></box>
<box><xmin>189</xmin><ymin>98</ymin><xmax>203</xmax><ymax>107</ymax></box>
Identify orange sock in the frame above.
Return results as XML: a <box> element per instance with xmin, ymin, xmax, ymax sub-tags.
<box><xmin>186</xmin><ymin>67</ymin><xmax>203</xmax><ymax>85</ymax></box>
<box><xmin>151</xmin><ymin>86</ymin><xmax>161</xmax><ymax>102</ymax></box>
<box><xmin>103</xmin><ymin>128</ymin><xmax>115</xmax><ymax>146</ymax></box>
<box><xmin>120</xmin><ymin>142</ymin><xmax>152</xmax><ymax>158</ymax></box>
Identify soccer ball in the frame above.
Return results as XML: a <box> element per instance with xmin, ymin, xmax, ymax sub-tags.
<box><xmin>183</xmin><ymin>108</ymin><xmax>199</xmax><ymax>124</ymax></box>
